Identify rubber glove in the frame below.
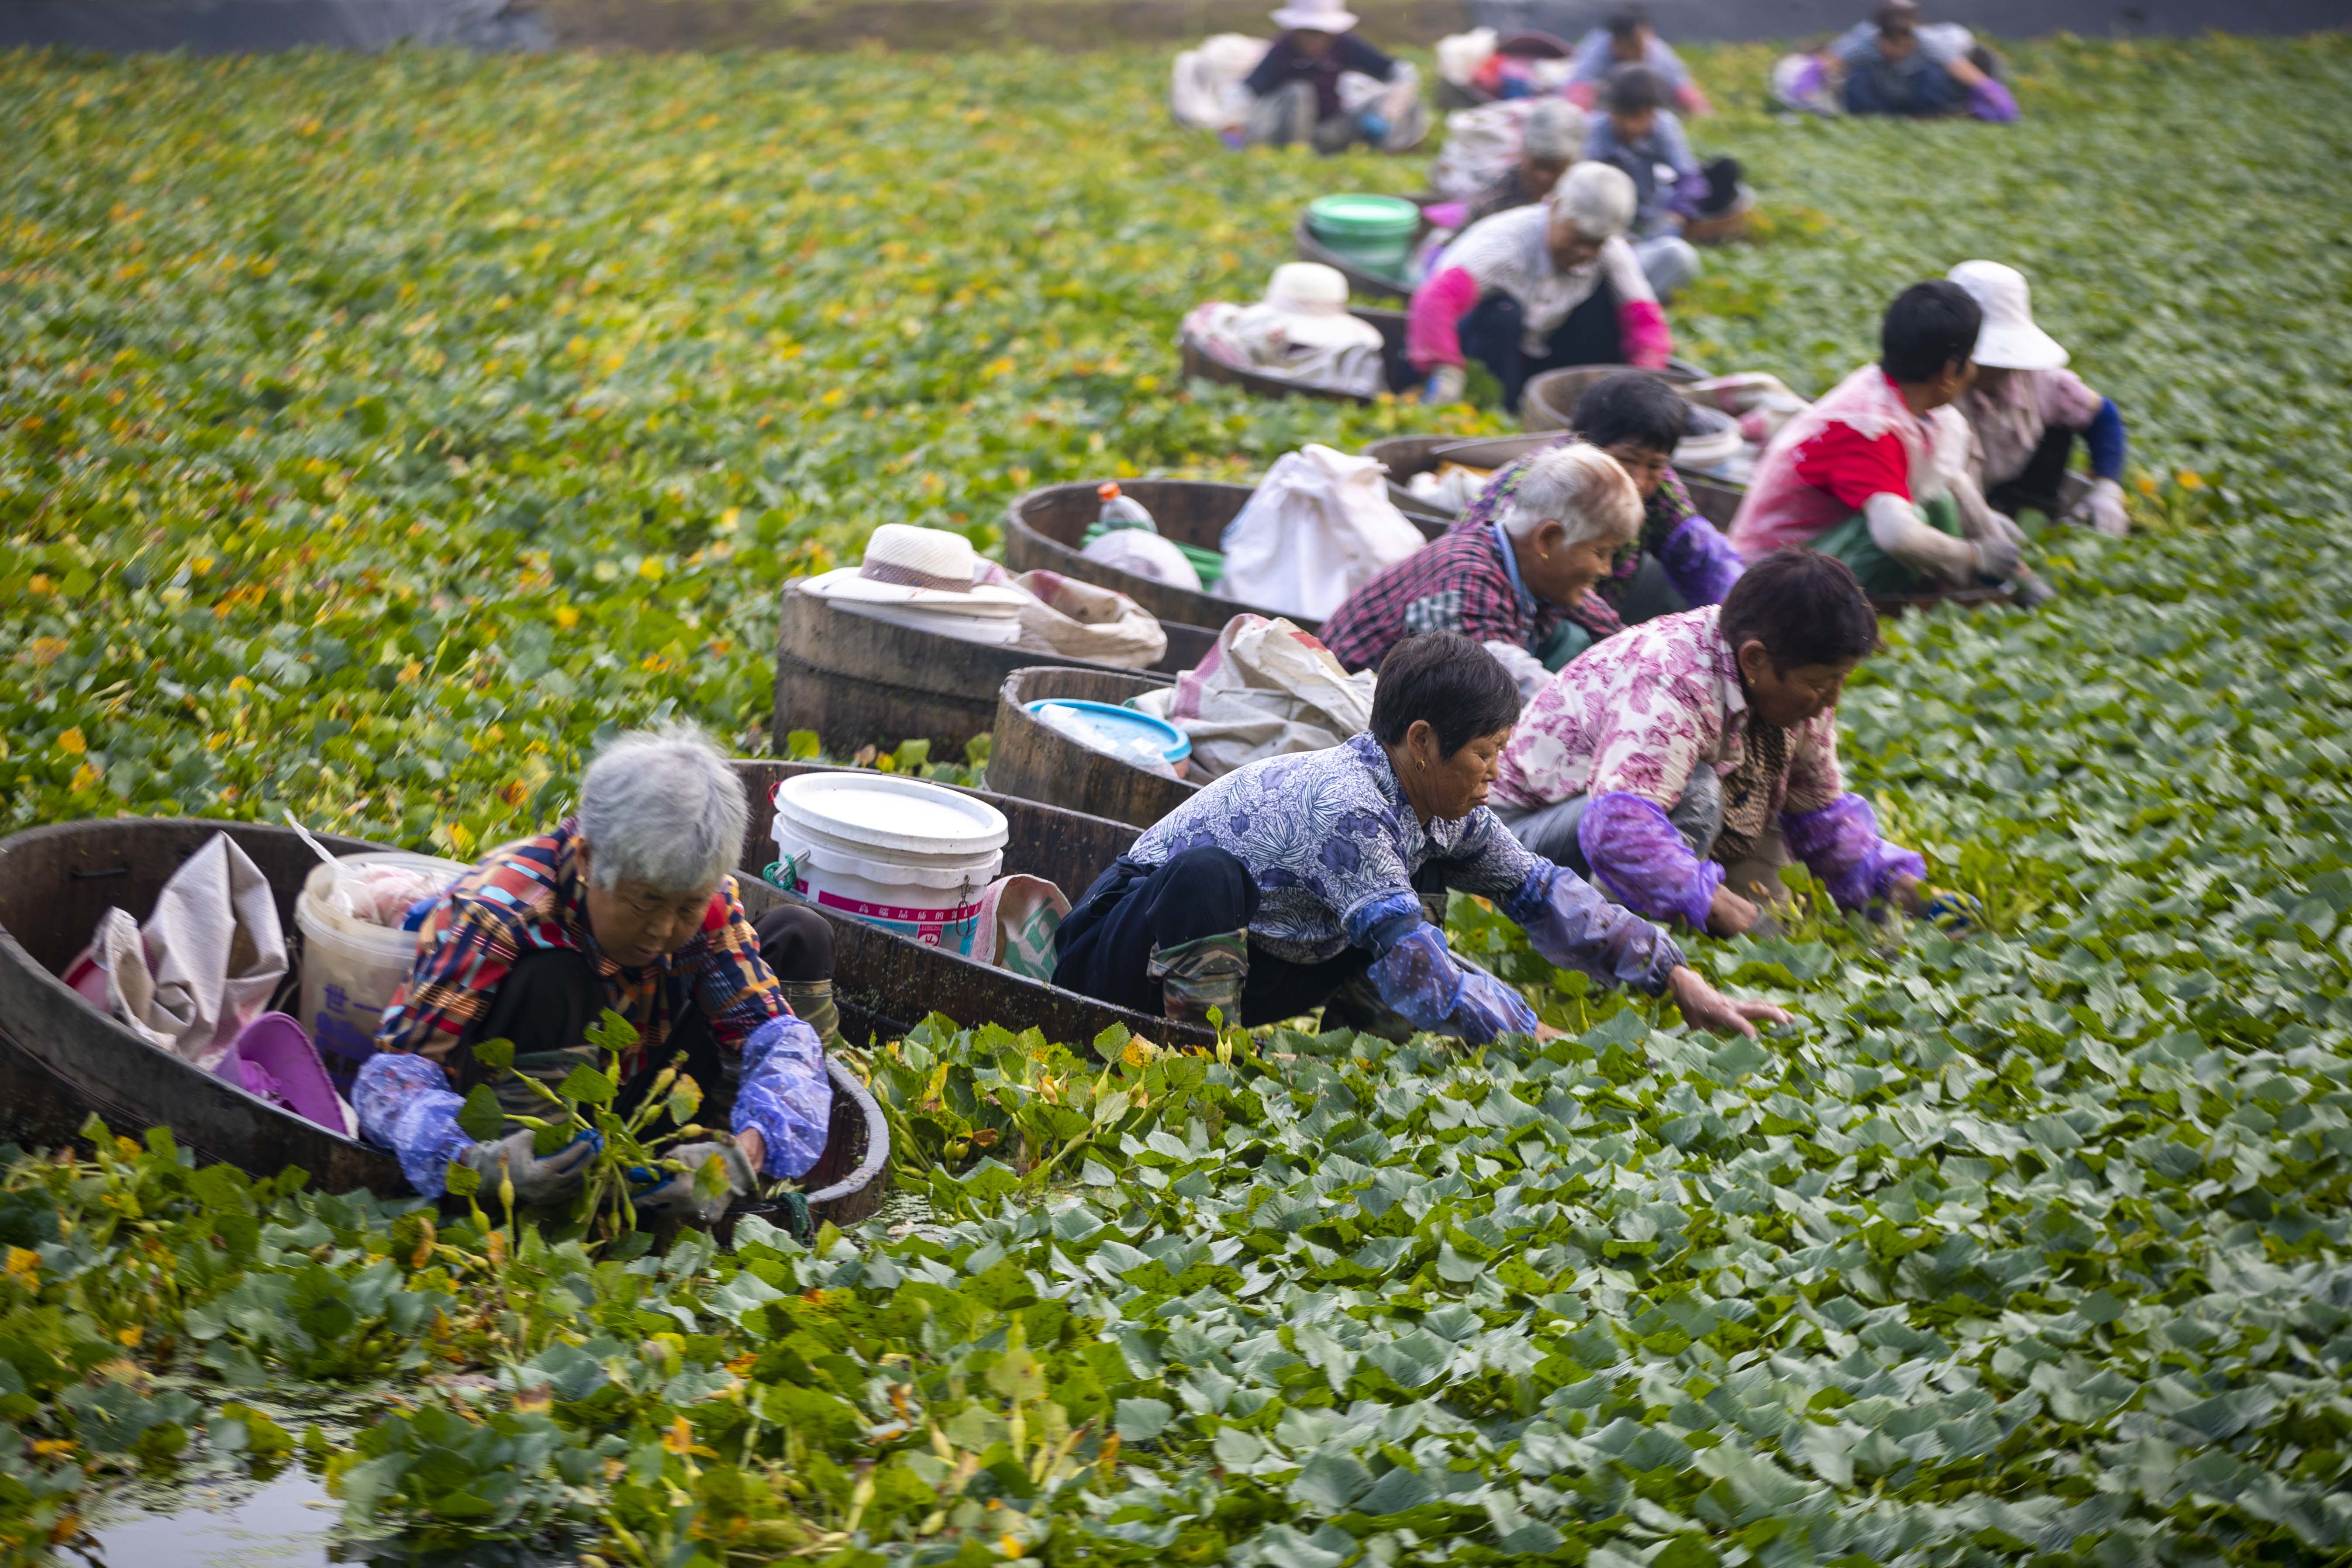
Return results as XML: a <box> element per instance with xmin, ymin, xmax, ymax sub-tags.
<box><xmin>630</xmin><ymin>1140</ymin><xmax>758</xmax><ymax>1227</ymax></box>
<box><xmin>1966</xmin><ymin>77</ymin><xmax>2020</xmax><ymax>123</ymax></box>
<box><xmin>457</xmin><ymin>1128</ymin><xmax>600</xmax><ymax>1207</ymax></box>
<box><xmin>1920</xmin><ymin>889</ymin><xmax>1986</xmax><ymax>934</ymax></box>
<box><xmin>1357</xmin><ymin>109</ymin><xmax>1391</xmax><ymax>144</ymax></box>
<box><xmin>2085</xmin><ymin>477</ymin><xmax>2129</xmax><ymax>538</ymax></box>
<box><xmin>1971</xmin><ymin>533</ymin><xmax>2022</xmax><ymax>582</ymax></box>
<box><xmin>1424</xmin><ymin>365</ymin><xmax>1469</xmax><ymax>406</ymax></box>
<box><xmin>1365</xmin><ymin>924</ymin><xmax>1538</xmax><ymax>1044</ymax></box>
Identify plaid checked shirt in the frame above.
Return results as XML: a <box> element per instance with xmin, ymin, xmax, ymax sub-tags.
<box><xmin>373</xmin><ymin>817</ymin><xmax>785</xmax><ymax>1082</ymax></box>
<box><xmin>1317</xmin><ymin>521</ymin><xmax>1566</xmax><ymax>674</ymax></box>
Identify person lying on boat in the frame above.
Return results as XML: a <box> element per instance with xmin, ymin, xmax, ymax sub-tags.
<box><xmin>350</xmin><ymin>724</ymin><xmax>837</xmax><ymax>1221</ymax></box>
<box><xmin>1458</xmin><ymin>98</ymin><xmax>1585</xmax><ymax>229</ymax></box>
<box><xmin>1409</xmin><ymin>161</ymin><xmax>1672</xmax><ymax>413</ymax></box>
<box><xmin>1492</xmin><ymin>549</ymin><xmax>1966</xmax><ymax>937</ymax></box>
<box><xmin>1052</xmin><ymin>630</ymin><xmax>1791</xmax><ymax>1042</ymax></box>
<box><xmin>1584</xmin><ymin>65</ymin><xmax>1741</xmax><ymax>300</ymax></box>
<box><xmin>1455</xmin><ymin>370</ymin><xmax>1745</xmax><ymax>665</ymax></box>
<box><xmin>1564</xmin><ymin>5</ymin><xmax>1712</xmax><ymax>117</ymax></box>
<box><xmin>1236</xmin><ymin>0</ymin><xmax>1427</xmax><ymax>154</ymax></box>
<box><xmin>1818</xmin><ymin>0</ymin><xmax>2017</xmax><ymax>121</ymax></box>
<box><xmin>1946</xmin><ymin>261</ymin><xmax>2130</xmax><ymax>537</ymax></box>
<box><xmin>1318</xmin><ymin>443</ymin><xmax>1640</xmax><ymax>685</ymax></box>
<box><xmin>1726</xmin><ymin>279</ymin><xmax>2043</xmax><ymax>603</ymax></box>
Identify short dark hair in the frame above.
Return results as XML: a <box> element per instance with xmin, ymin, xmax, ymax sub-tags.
<box><xmin>1573</xmin><ymin>370</ymin><xmax>1688</xmax><ymax>455</ymax></box>
<box><xmin>1606</xmin><ymin>64</ymin><xmax>1668</xmax><ymax>116</ymax></box>
<box><xmin>1370</xmin><ymin>632</ymin><xmax>1522</xmax><ymax>757</ymax></box>
<box><xmin>1718</xmin><ymin>550</ymin><xmax>1880</xmax><ymax>673</ymax></box>
<box><xmin>1607</xmin><ymin>5</ymin><xmax>1650</xmax><ymax>40</ymax></box>
<box><xmin>1880</xmin><ymin>280</ymin><xmax>1982</xmax><ymax>383</ymax></box>
<box><xmin>1875</xmin><ymin>0</ymin><xmax>1919</xmax><ymax>33</ymax></box>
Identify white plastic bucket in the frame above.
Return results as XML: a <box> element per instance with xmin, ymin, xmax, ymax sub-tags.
<box><xmin>295</xmin><ymin>851</ymin><xmax>469</xmax><ymax>1089</ymax></box>
<box><xmin>771</xmin><ymin>773</ymin><xmax>1006</xmax><ymax>955</ymax></box>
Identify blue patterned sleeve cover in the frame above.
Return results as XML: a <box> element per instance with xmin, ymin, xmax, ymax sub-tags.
<box><xmin>353</xmin><ymin>1051</ymin><xmax>472</xmax><ymax>1198</ymax></box>
<box><xmin>1782</xmin><ymin>795</ymin><xmax>1927</xmax><ymax>912</ymax></box>
<box><xmin>1502</xmin><ymin>861</ymin><xmax>1686</xmax><ymax>996</ymax></box>
<box><xmin>730</xmin><ymin>1015</ymin><xmax>833</xmax><ymax>1180</ymax></box>
<box><xmin>1362</xmin><ymin>920</ymin><xmax>1540</xmax><ymax>1043</ymax></box>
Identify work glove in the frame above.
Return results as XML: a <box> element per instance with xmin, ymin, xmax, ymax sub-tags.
<box><xmin>630</xmin><ymin>1140</ymin><xmax>758</xmax><ymax>1227</ymax></box>
<box><xmin>1970</xmin><ymin>533</ymin><xmax>2022</xmax><ymax>582</ymax></box>
<box><xmin>1423</xmin><ymin>364</ymin><xmax>1469</xmax><ymax>406</ymax></box>
<box><xmin>1356</xmin><ymin>109</ymin><xmax>1391</xmax><ymax>145</ymax></box>
<box><xmin>2084</xmin><ymin>477</ymin><xmax>2130</xmax><ymax>538</ymax></box>
<box><xmin>456</xmin><ymin>1128</ymin><xmax>599</xmax><ymax>1207</ymax></box>
<box><xmin>1966</xmin><ymin>77</ymin><xmax>2020</xmax><ymax>123</ymax></box>
<box><xmin>1919</xmin><ymin>889</ymin><xmax>1986</xmax><ymax>934</ymax></box>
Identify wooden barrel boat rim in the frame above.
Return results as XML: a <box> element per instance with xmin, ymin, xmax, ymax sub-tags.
<box><xmin>0</xmin><ymin>816</ymin><xmax>393</xmax><ymax>1156</ymax></box>
<box><xmin>783</xmin><ymin>586</ymin><xmax>1183</xmax><ymax>686</ymax></box>
<box><xmin>1001</xmin><ymin>478</ymin><xmax>1323</xmax><ymax>633</ymax></box>
<box><xmin>0</xmin><ymin>816</ymin><xmax>896</xmax><ymax>1215</ymax></box>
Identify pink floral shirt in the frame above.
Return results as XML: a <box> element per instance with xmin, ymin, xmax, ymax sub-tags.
<box><xmin>1493</xmin><ymin>605</ymin><xmax>1844</xmax><ymax>817</ymax></box>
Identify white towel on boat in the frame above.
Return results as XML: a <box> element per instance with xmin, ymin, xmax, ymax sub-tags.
<box><xmin>85</xmin><ymin>833</ymin><xmax>290</xmax><ymax>1068</ymax></box>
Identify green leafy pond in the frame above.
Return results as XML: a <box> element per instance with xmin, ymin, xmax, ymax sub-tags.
<box><xmin>5</xmin><ymin>29</ymin><xmax>2352</xmax><ymax>1568</ymax></box>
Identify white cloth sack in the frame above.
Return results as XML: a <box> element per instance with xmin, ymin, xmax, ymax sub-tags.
<box><xmin>86</xmin><ymin>832</ymin><xmax>290</xmax><ymax>1068</ymax></box>
<box><xmin>1131</xmin><ymin>614</ymin><xmax>1377</xmax><ymax>781</ymax></box>
<box><xmin>1181</xmin><ymin>301</ymin><xmax>1389</xmax><ymax>398</ymax></box>
<box><xmin>1218</xmin><ymin>445</ymin><xmax>1427</xmax><ymax>621</ymax></box>
<box><xmin>975</xmin><ymin>565</ymin><xmax>1168</xmax><ymax>668</ymax></box>
<box><xmin>1081</xmin><ymin>529</ymin><xmax>1203</xmax><ymax>593</ymax></box>
<box><xmin>1435</xmin><ymin>27</ymin><xmax>1498</xmax><ymax>87</ymax></box>
<box><xmin>1171</xmin><ymin>33</ymin><xmax>1271</xmax><ymax>129</ymax></box>
<box><xmin>1337</xmin><ymin>59</ymin><xmax>1429</xmax><ymax>152</ymax></box>
<box><xmin>1428</xmin><ymin>98</ymin><xmax>1545</xmax><ymax>199</ymax></box>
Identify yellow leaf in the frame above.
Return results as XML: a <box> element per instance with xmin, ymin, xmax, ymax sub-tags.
<box><xmin>27</xmin><ymin>574</ymin><xmax>52</xmax><ymax>594</ymax></box>
<box><xmin>116</xmin><ymin>1326</ymin><xmax>142</xmax><ymax>1347</ymax></box>
<box><xmin>662</xmin><ymin>1415</ymin><xmax>694</xmax><ymax>1454</ymax></box>
<box><xmin>638</xmin><ymin>557</ymin><xmax>664</xmax><ymax>580</ymax></box>
<box><xmin>56</xmin><ymin>727</ymin><xmax>86</xmax><ymax>756</ymax></box>
<box><xmin>553</xmin><ymin>606</ymin><xmax>580</xmax><ymax>630</ymax></box>
<box><xmin>70</xmin><ymin>763</ymin><xmax>102</xmax><ymax>793</ymax></box>
<box><xmin>2176</xmin><ymin>469</ymin><xmax>2204</xmax><ymax>489</ymax></box>
<box><xmin>5</xmin><ymin>1246</ymin><xmax>39</xmax><ymax>1281</ymax></box>
<box><xmin>1000</xmin><ymin>1534</ymin><xmax>1023</xmax><ymax>1558</ymax></box>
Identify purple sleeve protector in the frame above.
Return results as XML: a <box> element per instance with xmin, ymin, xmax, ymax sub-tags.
<box><xmin>731</xmin><ymin>1015</ymin><xmax>834</xmax><ymax>1179</ymax></box>
<box><xmin>353</xmin><ymin>1051</ymin><xmax>472</xmax><ymax>1199</ymax></box>
<box><xmin>1500</xmin><ymin>859</ymin><xmax>1687</xmax><ymax>996</ymax></box>
<box><xmin>1781</xmin><ymin>794</ymin><xmax>1928</xmax><ymax>911</ymax></box>
<box><xmin>1575</xmin><ymin>792</ymin><xmax>1722</xmax><ymax>933</ymax></box>
<box><xmin>1967</xmin><ymin>77</ymin><xmax>2020</xmax><ymax>122</ymax></box>
<box><xmin>1655</xmin><ymin>514</ymin><xmax>1745</xmax><ymax>607</ymax></box>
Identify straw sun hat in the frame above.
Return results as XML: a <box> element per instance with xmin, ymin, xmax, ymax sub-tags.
<box><xmin>1947</xmin><ymin>260</ymin><xmax>2070</xmax><ymax>372</ymax></box>
<box><xmin>796</xmin><ymin>524</ymin><xmax>1025</xmax><ymax>619</ymax></box>
<box><xmin>1271</xmin><ymin>0</ymin><xmax>1358</xmax><ymax>34</ymax></box>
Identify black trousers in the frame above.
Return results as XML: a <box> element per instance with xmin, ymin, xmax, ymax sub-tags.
<box><xmin>1985</xmin><ymin>424</ymin><xmax>2076</xmax><ymax>521</ymax></box>
<box><xmin>455</xmin><ymin>902</ymin><xmax>832</xmax><ymax>1117</ymax></box>
<box><xmin>1456</xmin><ymin>285</ymin><xmax>1623</xmax><ymax>414</ymax></box>
<box><xmin>1052</xmin><ymin>848</ymin><xmax>1373</xmax><ymax>1028</ymax></box>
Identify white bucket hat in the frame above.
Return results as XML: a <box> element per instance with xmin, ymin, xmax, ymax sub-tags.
<box><xmin>1259</xmin><ymin>262</ymin><xmax>1384</xmax><ymax>352</ymax></box>
<box><xmin>796</xmin><ymin>524</ymin><xmax>1026</xmax><ymax>618</ymax></box>
<box><xmin>1271</xmin><ymin>0</ymin><xmax>1358</xmax><ymax>33</ymax></box>
<box><xmin>1948</xmin><ymin>260</ymin><xmax>2069</xmax><ymax>372</ymax></box>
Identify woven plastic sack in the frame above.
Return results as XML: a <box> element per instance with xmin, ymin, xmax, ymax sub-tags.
<box><xmin>1131</xmin><ymin>614</ymin><xmax>1377</xmax><ymax>781</ymax></box>
<box><xmin>1217</xmin><ymin>445</ymin><xmax>1427</xmax><ymax>622</ymax></box>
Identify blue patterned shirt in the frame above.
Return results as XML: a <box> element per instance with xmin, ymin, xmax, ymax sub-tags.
<box><xmin>1127</xmin><ymin>733</ymin><xmax>1544</xmax><ymax>964</ymax></box>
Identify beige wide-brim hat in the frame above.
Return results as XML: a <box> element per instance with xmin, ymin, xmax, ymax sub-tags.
<box><xmin>795</xmin><ymin>523</ymin><xmax>1026</xmax><ymax>616</ymax></box>
<box><xmin>1949</xmin><ymin>259</ymin><xmax>2069</xmax><ymax>372</ymax></box>
<box><xmin>1271</xmin><ymin>0</ymin><xmax>1359</xmax><ymax>32</ymax></box>
<box><xmin>1260</xmin><ymin>262</ymin><xmax>1382</xmax><ymax>351</ymax></box>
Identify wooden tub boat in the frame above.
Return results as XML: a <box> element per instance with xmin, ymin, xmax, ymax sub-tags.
<box><xmin>1363</xmin><ymin>432</ymin><xmax>1747</xmax><ymax>532</ymax></box>
<box><xmin>1179</xmin><ymin>305</ymin><xmax>1418</xmax><ymax>405</ymax></box>
<box><xmin>731</xmin><ymin>761</ymin><xmax>1212</xmax><ymax>1054</ymax></box>
<box><xmin>1003</xmin><ymin>479</ymin><xmax>1444</xmax><ymax>637</ymax></box>
<box><xmin>985</xmin><ymin>668</ymin><xmax>1200</xmax><ymax>831</ymax></box>
<box><xmin>1520</xmin><ymin>361</ymin><xmax>1707</xmax><ymax>433</ymax></box>
<box><xmin>0</xmin><ymin>817</ymin><xmax>893</xmax><ymax>1226</ymax></box>
<box><xmin>771</xmin><ymin>584</ymin><xmax>1217</xmax><ymax>760</ymax></box>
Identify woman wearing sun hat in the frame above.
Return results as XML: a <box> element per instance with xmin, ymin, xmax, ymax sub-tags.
<box><xmin>1947</xmin><ymin>261</ymin><xmax>2131</xmax><ymax>537</ymax></box>
<box><xmin>1238</xmin><ymin>0</ymin><xmax>1426</xmax><ymax>154</ymax></box>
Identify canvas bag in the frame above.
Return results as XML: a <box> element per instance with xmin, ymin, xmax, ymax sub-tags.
<box><xmin>1130</xmin><ymin>614</ymin><xmax>1377</xmax><ymax>781</ymax></box>
<box><xmin>1217</xmin><ymin>445</ymin><xmax>1427</xmax><ymax>623</ymax></box>
<box><xmin>968</xmin><ymin>875</ymin><xmax>1070</xmax><ymax>982</ymax></box>
<box><xmin>1170</xmin><ymin>33</ymin><xmax>1270</xmax><ymax>129</ymax></box>
<box><xmin>974</xmin><ymin>564</ymin><xmax>1168</xmax><ymax>669</ymax></box>
<box><xmin>75</xmin><ymin>832</ymin><xmax>291</xmax><ymax>1068</ymax></box>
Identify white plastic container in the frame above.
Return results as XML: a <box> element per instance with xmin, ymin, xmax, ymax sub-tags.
<box><xmin>295</xmin><ymin>851</ymin><xmax>469</xmax><ymax>1089</ymax></box>
<box><xmin>771</xmin><ymin>773</ymin><xmax>1007</xmax><ymax>955</ymax></box>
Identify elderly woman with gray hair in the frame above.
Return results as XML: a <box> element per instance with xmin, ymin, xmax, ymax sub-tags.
<box><xmin>352</xmin><ymin>724</ymin><xmax>837</xmax><ymax>1223</ymax></box>
<box><xmin>1458</xmin><ymin>98</ymin><xmax>1587</xmax><ymax>229</ymax></box>
<box><xmin>1408</xmin><ymin>160</ymin><xmax>1672</xmax><ymax>413</ymax></box>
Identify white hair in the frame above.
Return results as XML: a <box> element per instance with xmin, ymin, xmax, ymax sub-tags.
<box><xmin>1499</xmin><ymin>442</ymin><xmax>1644</xmax><ymax>547</ymax></box>
<box><xmin>1521</xmin><ymin>98</ymin><xmax>1584</xmax><ymax>162</ymax></box>
<box><xmin>576</xmin><ymin>721</ymin><xmax>747</xmax><ymax>893</ymax></box>
<box><xmin>1548</xmin><ymin>161</ymin><xmax>1637</xmax><ymax>241</ymax></box>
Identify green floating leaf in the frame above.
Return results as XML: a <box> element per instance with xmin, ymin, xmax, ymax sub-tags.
<box><xmin>455</xmin><ymin>1085</ymin><xmax>505</xmax><ymax>1143</ymax></box>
